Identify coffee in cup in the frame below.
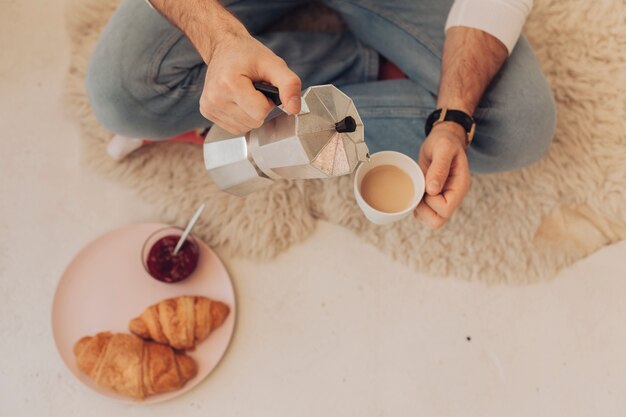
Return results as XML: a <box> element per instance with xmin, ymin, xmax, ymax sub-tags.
<box><xmin>360</xmin><ymin>165</ymin><xmax>414</xmax><ymax>213</ymax></box>
<box><xmin>354</xmin><ymin>151</ymin><xmax>425</xmax><ymax>225</ymax></box>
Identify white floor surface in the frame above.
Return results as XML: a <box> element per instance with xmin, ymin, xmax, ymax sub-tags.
<box><xmin>1</xmin><ymin>1</ymin><xmax>626</xmax><ymax>416</ymax></box>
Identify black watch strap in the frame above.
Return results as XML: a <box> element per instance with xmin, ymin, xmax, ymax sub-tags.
<box><xmin>425</xmin><ymin>108</ymin><xmax>476</xmax><ymax>146</ymax></box>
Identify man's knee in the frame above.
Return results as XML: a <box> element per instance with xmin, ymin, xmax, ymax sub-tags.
<box><xmin>522</xmin><ymin>90</ymin><xmax>557</xmax><ymax>165</ymax></box>
<box><xmin>86</xmin><ymin>44</ymin><xmax>164</xmax><ymax>138</ymax></box>
<box><xmin>469</xmin><ymin>93</ymin><xmax>556</xmax><ymax>173</ymax></box>
<box><xmin>469</xmin><ymin>44</ymin><xmax>557</xmax><ymax>175</ymax></box>
<box><xmin>85</xmin><ymin>0</ymin><xmax>198</xmax><ymax>139</ymax></box>
<box><xmin>86</xmin><ymin>48</ymin><xmax>125</xmax><ymax>135</ymax></box>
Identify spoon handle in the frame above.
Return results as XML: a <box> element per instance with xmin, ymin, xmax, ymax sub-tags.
<box><xmin>173</xmin><ymin>203</ymin><xmax>206</xmax><ymax>255</ymax></box>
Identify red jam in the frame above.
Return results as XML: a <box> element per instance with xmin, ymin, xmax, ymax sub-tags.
<box><xmin>146</xmin><ymin>235</ymin><xmax>199</xmax><ymax>283</ymax></box>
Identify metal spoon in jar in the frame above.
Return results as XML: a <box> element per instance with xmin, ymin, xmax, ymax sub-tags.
<box><xmin>173</xmin><ymin>203</ymin><xmax>206</xmax><ymax>256</ymax></box>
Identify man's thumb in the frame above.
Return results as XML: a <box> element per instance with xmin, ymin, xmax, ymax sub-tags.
<box><xmin>261</xmin><ymin>60</ymin><xmax>302</xmax><ymax>114</ymax></box>
<box><xmin>425</xmin><ymin>148</ymin><xmax>453</xmax><ymax>196</ymax></box>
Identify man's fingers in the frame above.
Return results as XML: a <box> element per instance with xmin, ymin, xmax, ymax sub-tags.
<box><xmin>258</xmin><ymin>57</ymin><xmax>302</xmax><ymax>115</ymax></box>
<box><xmin>425</xmin><ymin>142</ymin><xmax>456</xmax><ymax>196</ymax></box>
<box><xmin>204</xmin><ymin>107</ymin><xmax>249</xmax><ymax>136</ymax></box>
<box><xmin>211</xmin><ymin>117</ymin><xmax>245</xmax><ymax>136</ymax></box>
<box><xmin>221</xmin><ymin>100</ymin><xmax>265</xmax><ymax>132</ymax></box>
<box><xmin>231</xmin><ymin>76</ymin><xmax>274</xmax><ymax>123</ymax></box>
<box><xmin>201</xmin><ymin>85</ymin><xmax>260</xmax><ymax>135</ymax></box>
<box><xmin>214</xmin><ymin>117</ymin><xmax>247</xmax><ymax>136</ymax></box>
<box><xmin>413</xmin><ymin>200</ymin><xmax>447</xmax><ymax>230</ymax></box>
<box><xmin>424</xmin><ymin>155</ymin><xmax>470</xmax><ymax>219</ymax></box>
<box><xmin>424</xmin><ymin>194</ymin><xmax>458</xmax><ymax>220</ymax></box>
<box><xmin>424</xmin><ymin>154</ymin><xmax>470</xmax><ymax>219</ymax></box>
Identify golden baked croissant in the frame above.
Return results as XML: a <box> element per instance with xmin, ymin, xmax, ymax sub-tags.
<box><xmin>73</xmin><ymin>332</ymin><xmax>197</xmax><ymax>400</ymax></box>
<box><xmin>129</xmin><ymin>295</ymin><xmax>230</xmax><ymax>350</ymax></box>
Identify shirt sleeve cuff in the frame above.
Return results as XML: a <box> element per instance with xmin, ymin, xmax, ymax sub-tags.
<box><xmin>445</xmin><ymin>0</ymin><xmax>532</xmax><ymax>54</ymax></box>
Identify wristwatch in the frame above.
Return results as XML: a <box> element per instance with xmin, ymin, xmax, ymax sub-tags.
<box><xmin>425</xmin><ymin>107</ymin><xmax>476</xmax><ymax>147</ymax></box>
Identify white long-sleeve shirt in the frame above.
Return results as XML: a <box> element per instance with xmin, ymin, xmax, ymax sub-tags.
<box><xmin>446</xmin><ymin>0</ymin><xmax>533</xmax><ymax>54</ymax></box>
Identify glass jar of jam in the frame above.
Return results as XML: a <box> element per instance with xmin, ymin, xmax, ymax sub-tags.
<box><xmin>141</xmin><ymin>227</ymin><xmax>200</xmax><ymax>283</ymax></box>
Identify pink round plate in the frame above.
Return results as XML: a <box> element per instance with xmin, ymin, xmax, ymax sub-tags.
<box><xmin>51</xmin><ymin>223</ymin><xmax>237</xmax><ymax>404</ymax></box>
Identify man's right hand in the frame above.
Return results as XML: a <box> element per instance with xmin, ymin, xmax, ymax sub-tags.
<box><xmin>149</xmin><ymin>0</ymin><xmax>302</xmax><ymax>135</ymax></box>
<box><xmin>200</xmin><ymin>32</ymin><xmax>302</xmax><ymax>135</ymax></box>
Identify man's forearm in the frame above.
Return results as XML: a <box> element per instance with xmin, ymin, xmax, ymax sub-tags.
<box><xmin>437</xmin><ymin>27</ymin><xmax>508</xmax><ymax>116</ymax></box>
<box><xmin>148</xmin><ymin>0</ymin><xmax>246</xmax><ymax>62</ymax></box>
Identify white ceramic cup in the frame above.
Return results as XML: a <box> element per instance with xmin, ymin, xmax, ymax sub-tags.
<box><xmin>354</xmin><ymin>151</ymin><xmax>425</xmax><ymax>225</ymax></box>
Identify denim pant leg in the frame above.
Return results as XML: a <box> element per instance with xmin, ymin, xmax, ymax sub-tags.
<box><xmin>86</xmin><ymin>0</ymin><xmax>378</xmax><ymax>139</ymax></box>
<box><xmin>324</xmin><ymin>0</ymin><xmax>557</xmax><ymax>173</ymax></box>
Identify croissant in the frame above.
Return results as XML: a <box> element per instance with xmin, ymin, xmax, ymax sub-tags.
<box><xmin>129</xmin><ymin>296</ymin><xmax>230</xmax><ymax>350</ymax></box>
<box><xmin>73</xmin><ymin>332</ymin><xmax>197</xmax><ymax>400</ymax></box>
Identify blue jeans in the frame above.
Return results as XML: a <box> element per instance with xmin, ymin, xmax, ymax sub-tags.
<box><xmin>87</xmin><ymin>0</ymin><xmax>556</xmax><ymax>173</ymax></box>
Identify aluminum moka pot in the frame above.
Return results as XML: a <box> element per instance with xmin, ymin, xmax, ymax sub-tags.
<box><xmin>203</xmin><ymin>83</ymin><xmax>370</xmax><ymax>196</ymax></box>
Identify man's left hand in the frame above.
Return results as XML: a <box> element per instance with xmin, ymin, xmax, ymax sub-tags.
<box><xmin>414</xmin><ymin>122</ymin><xmax>471</xmax><ymax>229</ymax></box>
